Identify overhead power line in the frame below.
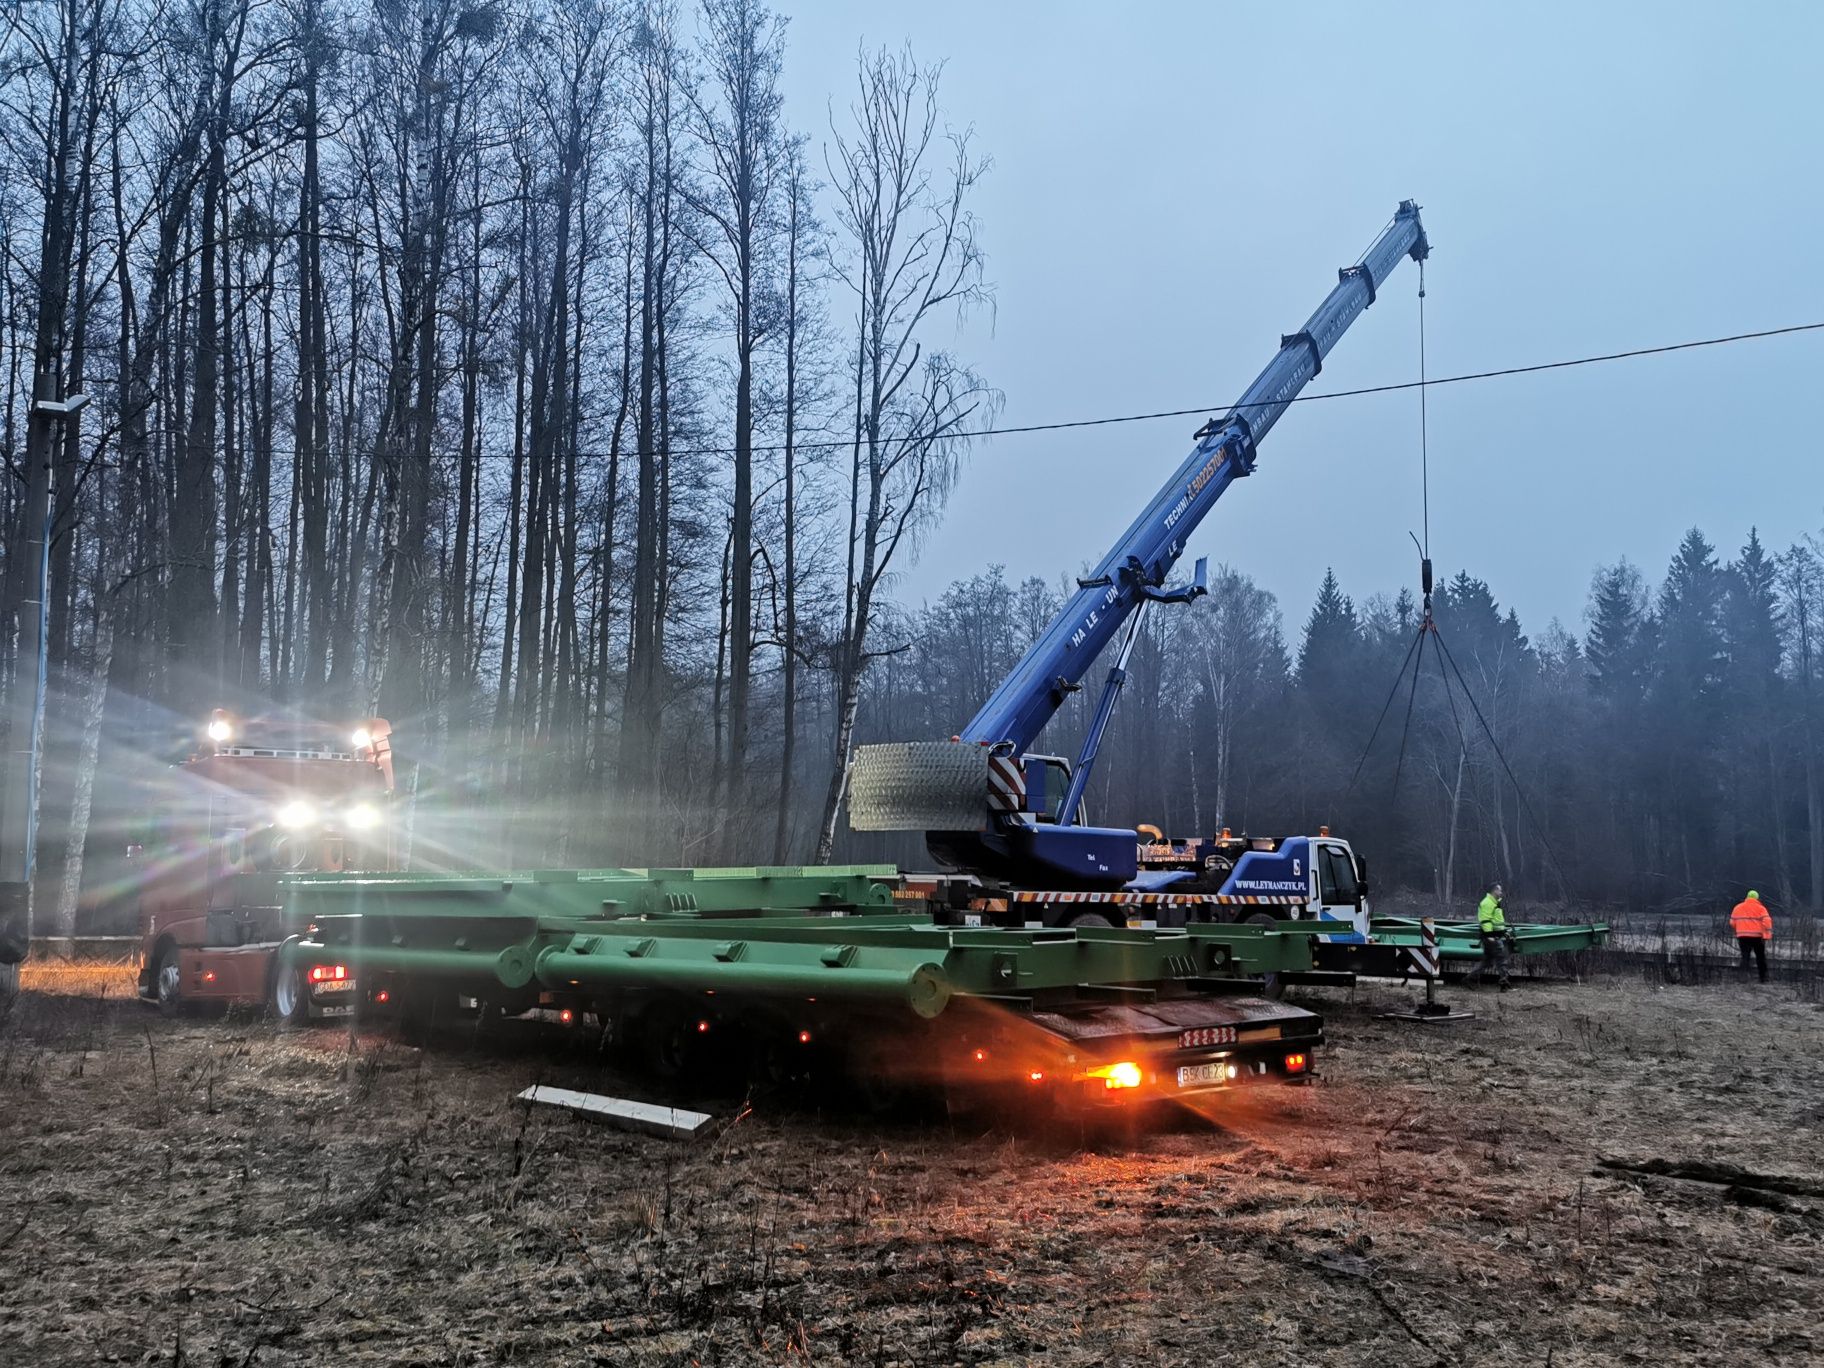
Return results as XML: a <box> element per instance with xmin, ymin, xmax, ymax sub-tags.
<box><xmin>85</xmin><ymin>319</ymin><xmax>1824</xmax><ymax>469</ymax></box>
<box><xmin>572</xmin><ymin>318</ymin><xmax>1823</xmax><ymax>462</ymax></box>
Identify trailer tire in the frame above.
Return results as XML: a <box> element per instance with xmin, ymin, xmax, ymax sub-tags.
<box><xmin>271</xmin><ymin>962</ymin><xmax>311</xmax><ymax>1028</ymax></box>
<box><xmin>1244</xmin><ymin>913</ymin><xmax>1287</xmax><ymax>1000</ymax></box>
<box><xmin>152</xmin><ymin>943</ymin><xmax>184</xmax><ymax>1016</ymax></box>
<box><xmin>635</xmin><ymin>1001</ymin><xmax>695</xmax><ymax>1080</ymax></box>
<box><xmin>1066</xmin><ymin>911</ymin><xmax>1115</xmax><ymax>930</ymax></box>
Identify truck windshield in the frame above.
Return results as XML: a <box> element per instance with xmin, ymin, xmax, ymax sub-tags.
<box><xmin>1319</xmin><ymin>846</ymin><xmax>1359</xmax><ymax>905</ymax></box>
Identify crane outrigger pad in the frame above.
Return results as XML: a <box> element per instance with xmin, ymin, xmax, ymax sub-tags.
<box><xmin>848</xmin><ymin>741</ymin><xmax>1008</xmax><ymax>832</ymax></box>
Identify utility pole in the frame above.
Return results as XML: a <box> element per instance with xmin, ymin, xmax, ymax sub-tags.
<box><xmin>0</xmin><ymin>388</ymin><xmax>85</xmax><ymax>990</ymax></box>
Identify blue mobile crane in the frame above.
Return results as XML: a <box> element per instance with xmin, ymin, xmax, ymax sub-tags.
<box><xmin>851</xmin><ymin>202</ymin><xmax>1430</xmax><ymax>929</ymax></box>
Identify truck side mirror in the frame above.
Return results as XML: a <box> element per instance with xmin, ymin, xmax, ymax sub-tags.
<box><xmin>1354</xmin><ymin>856</ymin><xmax>1370</xmax><ymax>896</ymax></box>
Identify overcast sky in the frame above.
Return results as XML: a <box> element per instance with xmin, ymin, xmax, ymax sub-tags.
<box><xmin>775</xmin><ymin>1</ymin><xmax>1824</xmax><ymax>639</ymax></box>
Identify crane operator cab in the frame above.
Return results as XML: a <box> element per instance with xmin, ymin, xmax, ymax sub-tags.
<box><xmin>133</xmin><ymin>712</ymin><xmax>398</xmax><ymax>1011</ymax></box>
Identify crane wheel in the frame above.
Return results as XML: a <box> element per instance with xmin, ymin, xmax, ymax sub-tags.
<box><xmin>1244</xmin><ymin>913</ymin><xmax>1287</xmax><ymax>999</ymax></box>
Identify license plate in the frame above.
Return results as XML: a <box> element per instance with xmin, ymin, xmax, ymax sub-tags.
<box><xmin>314</xmin><ymin>978</ymin><xmax>356</xmax><ymax>994</ymax></box>
<box><xmin>1177</xmin><ymin>1062</ymin><xmax>1229</xmax><ymax>1088</ymax></box>
<box><xmin>1180</xmin><ymin>1026</ymin><xmax>1236</xmax><ymax>1049</ymax></box>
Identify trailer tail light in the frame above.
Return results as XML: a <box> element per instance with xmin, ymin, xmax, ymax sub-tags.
<box><xmin>558</xmin><ymin>1009</ymin><xmax>575</xmax><ymax>1025</ymax></box>
<box><xmin>202</xmin><ymin>971</ymin><xmax>217</xmax><ymax>983</ymax></box>
<box><xmin>1088</xmin><ymin>1061</ymin><xmax>1143</xmax><ymax>1090</ymax></box>
<box><xmin>374</xmin><ymin>990</ymin><xmax>390</xmax><ymax>1004</ymax></box>
<box><xmin>798</xmin><ymin>1030</ymin><xmax>813</xmax><ymax>1045</ymax></box>
<box><xmin>1284</xmin><ymin>1052</ymin><xmax>1309</xmax><ymax>1074</ymax></box>
<box><xmin>972</xmin><ymin>1048</ymin><xmax>989</xmax><ymax>1064</ymax></box>
<box><xmin>1028</xmin><ymin>1070</ymin><xmax>1046</xmax><ymax>1083</ymax></box>
<box><xmin>696</xmin><ymin>1019</ymin><xmax>711</xmax><ymax>1034</ymax></box>
<box><xmin>308</xmin><ymin>964</ymin><xmax>348</xmax><ymax>983</ymax></box>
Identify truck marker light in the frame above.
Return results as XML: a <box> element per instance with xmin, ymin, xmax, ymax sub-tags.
<box><xmin>374</xmin><ymin>990</ymin><xmax>390</xmax><ymax>1004</ymax></box>
<box><xmin>972</xmin><ymin>1048</ymin><xmax>989</xmax><ymax>1063</ymax></box>
<box><xmin>696</xmin><ymin>1019</ymin><xmax>711</xmax><ymax>1033</ymax></box>
<box><xmin>797</xmin><ymin>1030</ymin><xmax>813</xmax><ymax>1044</ymax></box>
<box><xmin>1028</xmin><ymin>1070</ymin><xmax>1046</xmax><ymax>1083</ymax></box>
<box><xmin>202</xmin><ymin>971</ymin><xmax>217</xmax><ymax>983</ymax></box>
<box><xmin>1089</xmin><ymin>1061</ymin><xmax>1143</xmax><ymax>1090</ymax></box>
<box><xmin>1284</xmin><ymin>1052</ymin><xmax>1308</xmax><ymax>1073</ymax></box>
<box><xmin>558</xmin><ymin>1009</ymin><xmax>575</xmax><ymax>1025</ymax></box>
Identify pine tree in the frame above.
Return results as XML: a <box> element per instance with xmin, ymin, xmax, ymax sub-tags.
<box><xmin>1585</xmin><ymin>561</ymin><xmax>1652</xmax><ymax>704</ymax></box>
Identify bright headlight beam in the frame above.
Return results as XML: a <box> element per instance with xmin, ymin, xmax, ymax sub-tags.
<box><xmin>345</xmin><ymin>803</ymin><xmax>381</xmax><ymax>831</ymax></box>
<box><xmin>276</xmin><ymin>800</ymin><xmax>317</xmax><ymax>829</ymax></box>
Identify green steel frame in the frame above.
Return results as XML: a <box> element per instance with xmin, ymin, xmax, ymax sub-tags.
<box><xmin>280</xmin><ymin>866</ymin><xmax>1319</xmax><ymax>1020</ymax></box>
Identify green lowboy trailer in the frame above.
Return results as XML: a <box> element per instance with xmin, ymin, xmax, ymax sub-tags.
<box><xmin>273</xmin><ymin>865</ymin><xmax>1326</xmax><ymax>1111</ymax></box>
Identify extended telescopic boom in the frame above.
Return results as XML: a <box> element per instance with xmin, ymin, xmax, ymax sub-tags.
<box><xmin>962</xmin><ymin>201</ymin><xmax>1430</xmax><ymax>756</ymax></box>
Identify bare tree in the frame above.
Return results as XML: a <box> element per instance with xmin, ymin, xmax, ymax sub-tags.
<box><xmin>814</xmin><ymin>45</ymin><xmax>994</xmax><ymax>860</ymax></box>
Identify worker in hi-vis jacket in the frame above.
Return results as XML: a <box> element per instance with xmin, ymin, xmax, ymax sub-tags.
<box><xmin>1729</xmin><ymin>890</ymin><xmax>1772</xmax><ymax>984</ymax></box>
<box><xmin>1477</xmin><ymin>882</ymin><xmax>1513</xmax><ymax>991</ymax></box>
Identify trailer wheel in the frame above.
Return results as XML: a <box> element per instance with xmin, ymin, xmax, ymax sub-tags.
<box><xmin>1244</xmin><ymin>913</ymin><xmax>1287</xmax><ymax>999</ymax></box>
<box><xmin>152</xmin><ymin>944</ymin><xmax>184</xmax><ymax>1016</ymax></box>
<box><xmin>271</xmin><ymin>962</ymin><xmax>311</xmax><ymax>1028</ymax></box>
<box><xmin>1066</xmin><ymin>911</ymin><xmax>1114</xmax><ymax>930</ymax></box>
<box><xmin>637</xmin><ymin>1002</ymin><xmax>695</xmax><ymax>1079</ymax></box>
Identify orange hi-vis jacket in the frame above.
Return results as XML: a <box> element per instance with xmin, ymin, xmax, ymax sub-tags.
<box><xmin>1730</xmin><ymin>898</ymin><xmax>1773</xmax><ymax>940</ymax></box>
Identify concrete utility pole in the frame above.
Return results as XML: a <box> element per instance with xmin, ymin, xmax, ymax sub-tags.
<box><xmin>0</xmin><ymin>387</ymin><xmax>84</xmax><ymax>991</ymax></box>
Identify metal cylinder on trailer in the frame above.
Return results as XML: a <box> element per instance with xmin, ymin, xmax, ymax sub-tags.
<box><xmin>284</xmin><ymin>940</ymin><xmax>538</xmax><ymax>990</ymax></box>
<box><xmin>531</xmin><ymin>943</ymin><xmax>953</xmax><ymax>1019</ymax></box>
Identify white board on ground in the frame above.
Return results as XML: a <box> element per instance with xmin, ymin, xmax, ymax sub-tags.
<box><xmin>517</xmin><ymin>1084</ymin><xmax>713</xmax><ymax>1139</ymax></box>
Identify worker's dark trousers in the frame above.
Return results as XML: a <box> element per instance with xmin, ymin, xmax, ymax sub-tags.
<box><xmin>1480</xmin><ymin>933</ymin><xmax>1510</xmax><ymax>985</ymax></box>
<box><xmin>1737</xmin><ymin>936</ymin><xmax>1769</xmax><ymax>983</ymax></box>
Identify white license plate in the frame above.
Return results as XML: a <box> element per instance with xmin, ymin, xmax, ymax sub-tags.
<box><xmin>314</xmin><ymin>978</ymin><xmax>356</xmax><ymax>994</ymax></box>
<box><xmin>1177</xmin><ymin>1062</ymin><xmax>1229</xmax><ymax>1089</ymax></box>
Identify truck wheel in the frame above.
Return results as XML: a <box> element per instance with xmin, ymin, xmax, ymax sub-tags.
<box><xmin>1245</xmin><ymin>913</ymin><xmax>1286</xmax><ymax>999</ymax></box>
<box><xmin>153</xmin><ymin>945</ymin><xmax>184</xmax><ymax>1016</ymax></box>
<box><xmin>271</xmin><ymin>963</ymin><xmax>311</xmax><ymax>1028</ymax></box>
<box><xmin>1066</xmin><ymin>911</ymin><xmax>1114</xmax><ymax>930</ymax></box>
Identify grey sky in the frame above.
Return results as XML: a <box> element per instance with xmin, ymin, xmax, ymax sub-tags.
<box><xmin>777</xmin><ymin>1</ymin><xmax>1824</xmax><ymax>641</ymax></box>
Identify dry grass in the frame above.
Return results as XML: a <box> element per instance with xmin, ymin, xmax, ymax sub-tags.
<box><xmin>1</xmin><ymin>964</ymin><xmax>1821</xmax><ymax>1365</ymax></box>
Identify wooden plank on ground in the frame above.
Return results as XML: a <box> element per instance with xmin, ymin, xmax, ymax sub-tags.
<box><xmin>517</xmin><ymin>1084</ymin><xmax>712</xmax><ymax>1140</ymax></box>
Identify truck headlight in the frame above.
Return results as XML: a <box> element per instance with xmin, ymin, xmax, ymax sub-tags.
<box><xmin>276</xmin><ymin>800</ymin><xmax>317</xmax><ymax>829</ymax></box>
<box><xmin>345</xmin><ymin>803</ymin><xmax>382</xmax><ymax>831</ymax></box>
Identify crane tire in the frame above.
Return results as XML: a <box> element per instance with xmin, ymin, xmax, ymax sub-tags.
<box><xmin>1244</xmin><ymin>912</ymin><xmax>1287</xmax><ymax>999</ymax></box>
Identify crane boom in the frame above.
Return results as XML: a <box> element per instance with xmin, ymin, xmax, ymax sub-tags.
<box><xmin>847</xmin><ymin>201</ymin><xmax>1430</xmax><ymax>889</ymax></box>
<box><xmin>962</xmin><ymin>201</ymin><xmax>1429</xmax><ymax>754</ymax></box>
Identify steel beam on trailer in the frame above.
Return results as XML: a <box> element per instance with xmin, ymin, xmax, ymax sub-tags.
<box><xmin>282</xmin><ymin>868</ymin><xmax>1327</xmax><ymax>1022</ymax></box>
<box><xmin>1266</xmin><ymin>917</ymin><xmax>1609</xmax><ymax>960</ymax></box>
<box><xmin>285</xmin><ymin>865</ymin><xmax>904</xmax><ymax>921</ymax></box>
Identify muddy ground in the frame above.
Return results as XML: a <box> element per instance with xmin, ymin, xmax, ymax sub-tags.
<box><xmin>1</xmin><ymin>963</ymin><xmax>1820</xmax><ymax>1367</ymax></box>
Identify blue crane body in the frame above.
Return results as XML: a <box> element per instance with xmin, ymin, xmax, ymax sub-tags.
<box><xmin>965</xmin><ymin>201</ymin><xmax>1429</xmax><ymax>757</ymax></box>
<box><xmin>850</xmin><ymin>202</ymin><xmax>1429</xmax><ymax>894</ymax></box>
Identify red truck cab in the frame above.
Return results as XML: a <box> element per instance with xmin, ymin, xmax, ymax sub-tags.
<box><xmin>135</xmin><ymin>713</ymin><xmax>397</xmax><ymax>1016</ymax></box>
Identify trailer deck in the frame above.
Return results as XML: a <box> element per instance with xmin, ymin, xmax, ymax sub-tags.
<box><xmin>279</xmin><ymin>865</ymin><xmax>1328</xmax><ymax>1106</ymax></box>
